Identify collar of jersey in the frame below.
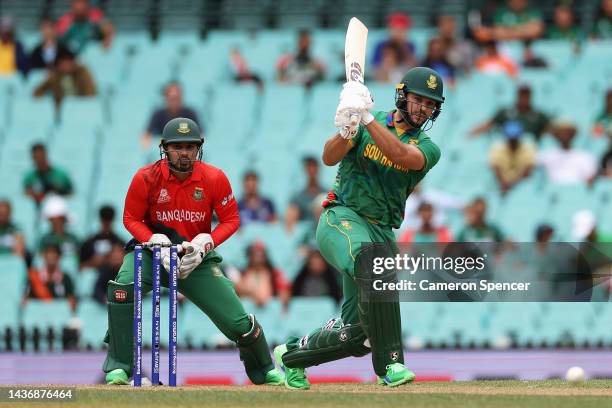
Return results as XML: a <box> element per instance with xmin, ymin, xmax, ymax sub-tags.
<box><xmin>160</xmin><ymin>160</ymin><xmax>203</xmax><ymax>183</ymax></box>
<box><xmin>387</xmin><ymin>110</ymin><xmax>417</xmax><ymax>138</ymax></box>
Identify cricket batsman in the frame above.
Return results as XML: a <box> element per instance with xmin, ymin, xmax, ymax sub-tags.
<box><xmin>103</xmin><ymin>117</ymin><xmax>284</xmax><ymax>386</ymax></box>
<box><xmin>274</xmin><ymin>67</ymin><xmax>444</xmax><ymax>389</ymax></box>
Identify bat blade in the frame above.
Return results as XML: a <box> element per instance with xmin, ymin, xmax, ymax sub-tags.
<box><xmin>345</xmin><ymin>17</ymin><xmax>368</xmax><ymax>84</ymax></box>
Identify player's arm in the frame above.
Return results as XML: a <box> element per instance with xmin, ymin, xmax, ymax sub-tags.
<box><xmin>364</xmin><ymin>120</ymin><xmax>426</xmax><ymax>170</ymax></box>
<box><xmin>210</xmin><ymin>170</ymin><xmax>240</xmax><ymax>246</ymax></box>
<box><xmin>123</xmin><ymin>171</ymin><xmax>154</xmax><ymax>242</ymax></box>
<box><xmin>322</xmin><ymin>133</ymin><xmax>354</xmax><ymax>166</ymax></box>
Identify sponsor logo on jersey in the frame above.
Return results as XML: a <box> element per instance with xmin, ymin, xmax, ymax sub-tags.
<box><xmin>155</xmin><ymin>210</ymin><xmax>206</xmax><ymax>223</ymax></box>
<box><xmin>427</xmin><ymin>74</ymin><xmax>438</xmax><ymax>90</ymax></box>
<box><xmin>221</xmin><ymin>193</ymin><xmax>234</xmax><ymax>206</ymax></box>
<box><xmin>193</xmin><ymin>187</ymin><xmax>203</xmax><ymax>201</ymax></box>
<box><xmin>363</xmin><ymin>143</ymin><xmax>409</xmax><ymax>173</ymax></box>
<box><xmin>157</xmin><ymin>188</ymin><xmax>171</xmax><ymax>204</ymax></box>
<box><xmin>178</xmin><ymin>122</ymin><xmax>191</xmax><ymax>133</ymax></box>
<box><xmin>114</xmin><ymin>290</ymin><xmax>128</xmax><ymax>301</ymax></box>
<box><xmin>408</xmin><ymin>139</ymin><xmax>419</xmax><ymax>145</ymax></box>
<box><xmin>341</xmin><ymin>220</ymin><xmax>352</xmax><ymax>230</ymax></box>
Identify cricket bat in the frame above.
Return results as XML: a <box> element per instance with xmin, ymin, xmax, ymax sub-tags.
<box><xmin>344</xmin><ymin>17</ymin><xmax>368</xmax><ymax>129</ymax></box>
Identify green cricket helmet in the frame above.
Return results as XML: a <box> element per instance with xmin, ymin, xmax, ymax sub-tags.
<box><xmin>395</xmin><ymin>67</ymin><xmax>445</xmax><ymax>130</ymax></box>
<box><xmin>160</xmin><ymin>117</ymin><xmax>203</xmax><ymax>145</ymax></box>
<box><xmin>159</xmin><ymin>117</ymin><xmax>204</xmax><ymax>170</ymax></box>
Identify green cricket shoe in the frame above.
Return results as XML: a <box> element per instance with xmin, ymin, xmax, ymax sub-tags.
<box><xmin>382</xmin><ymin>363</ymin><xmax>416</xmax><ymax>387</ymax></box>
<box><xmin>273</xmin><ymin>344</ymin><xmax>310</xmax><ymax>390</ymax></box>
<box><xmin>264</xmin><ymin>368</ymin><xmax>285</xmax><ymax>385</ymax></box>
<box><xmin>105</xmin><ymin>369</ymin><xmax>129</xmax><ymax>385</ymax></box>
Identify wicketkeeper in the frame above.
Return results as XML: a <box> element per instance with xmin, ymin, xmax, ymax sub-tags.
<box><xmin>274</xmin><ymin>67</ymin><xmax>445</xmax><ymax>389</ymax></box>
<box><xmin>103</xmin><ymin>117</ymin><xmax>284</xmax><ymax>386</ymax></box>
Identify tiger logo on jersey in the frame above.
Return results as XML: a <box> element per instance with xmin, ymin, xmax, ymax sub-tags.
<box><xmin>193</xmin><ymin>187</ymin><xmax>203</xmax><ymax>201</ymax></box>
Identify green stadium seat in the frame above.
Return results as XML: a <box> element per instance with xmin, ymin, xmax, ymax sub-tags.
<box><xmin>76</xmin><ymin>298</ymin><xmax>107</xmax><ymax>349</ymax></box>
<box><xmin>21</xmin><ymin>299</ymin><xmax>74</xmax><ymax>351</ymax></box>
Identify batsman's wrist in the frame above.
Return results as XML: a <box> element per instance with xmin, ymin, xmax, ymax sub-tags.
<box><xmin>361</xmin><ymin>111</ymin><xmax>374</xmax><ymax>125</ymax></box>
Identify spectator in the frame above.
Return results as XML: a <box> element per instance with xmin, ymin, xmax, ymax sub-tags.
<box><xmin>23</xmin><ymin>143</ymin><xmax>73</xmax><ymax>206</ymax></box>
<box><xmin>473</xmin><ymin>0</ymin><xmax>544</xmax><ymax>42</ymax></box>
<box><xmin>600</xmin><ymin>124</ymin><xmax>612</xmax><ymax>178</ymax></box>
<box><xmin>398</xmin><ymin>202</ymin><xmax>453</xmax><ymax>243</ymax></box>
<box><xmin>289</xmin><ymin>156</ymin><xmax>325</xmax><ymax>221</ymax></box>
<box><xmin>474</xmin><ymin>40</ymin><xmax>519</xmax><ymax>78</ymax></box>
<box><xmin>470</xmin><ymin>85</ymin><xmax>551</xmax><ymax>140</ymax></box>
<box><xmin>592</xmin><ymin>89</ymin><xmax>612</xmax><ymax>137</ymax></box>
<box><xmin>572</xmin><ymin>210</ymin><xmax>612</xmax><ymax>242</ymax></box>
<box><xmin>141</xmin><ymin>82</ymin><xmax>201</xmax><ymax>149</ymax></box>
<box><xmin>522</xmin><ymin>40</ymin><xmax>548</xmax><ymax>68</ymax></box>
<box><xmin>39</xmin><ymin>196</ymin><xmax>80</xmax><ymax>259</ymax></box>
<box><xmin>23</xmin><ymin>244</ymin><xmax>77</xmax><ymax>312</ymax></box>
<box><xmin>56</xmin><ymin>0</ymin><xmax>114</xmax><ymax>54</ymax></box>
<box><xmin>79</xmin><ymin>205</ymin><xmax>124</xmax><ymax>303</ymax></box>
<box><xmin>237</xmin><ymin>171</ymin><xmax>277</xmax><ymax>224</ymax></box>
<box><xmin>33</xmin><ymin>49</ymin><xmax>97</xmax><ymax>106</ymax></box>
<box><xmin>372</xmin><ymin>13</ymin><xmax>417</xmax><ymax>71</ymax></box>
<box><xmin>29</xmin><ymin>18</ymin><xmax>71</xmax><ymax>70</ymax></box>
<box><xmin>400</xmin><ymin>185</ymin><xmax>466</xmax><ymax>232</ymax></box>
<box><xmin>457</xmin><ymin>197</ymin><xmax>505</xmax><ymax>242</ymax></box>
<box><xmin>0</xmin><ymin>16</ymin><xmax>28</xmax><ymax>77</ymax></box>
<box><xmin>291</xmin><ymin>250</ymin><xmax>342</xmax><ymax>304</ymax></box>
<box><xmin>234</xmin><ymin>241</ymin><xmax>290</xmax><ymax>307</ymax></box>
<box><xmin>421</xmin><ymin>37</ymin><xmax>456</xmax><ymax>84</ymax></box>
<box><xmin>592</xmin><ymin>0</ymin><xmax>612</xmax><ymax>39</ymax></box>
<box><xmin>276</xmin><ymin>30</ymin><xmax>325</xmax><ymax>87</ymax></box>
<box><xmin>489</xmin><ymin>121</ymin><xmax>536</xmax><ymax>194</ymax></box>
<box><xmin>373</xmin><ymin>42</ymin><xmax>411</xmax><ymax>83</ymax></box>
<box><xmin>0</xmin><ymin>199</ymin><xmax>26</xmax><ymax>256</ymax></box>
<box><xmin>436</xmin><ymin>14</ymin><xmax>476</xmax><ymax>75</ymax></box>
<box><xmin>535</xmin><ymin>223</ymin><xmax>554</xmax><ymax>243</ymax></box>
<box><xmin>229</xmin><ymin>47</ymin><xmax>264</xmax><ymax>91</ymax></box>
<box><xmin>547</xmin><ymin>4</ymin><xmax>584</xmax><ymax>42</ymax></box>
<box><xmin>538</xmin><ymin>119</ymin><xmax>597</xmax><ymax>185</ymax></box>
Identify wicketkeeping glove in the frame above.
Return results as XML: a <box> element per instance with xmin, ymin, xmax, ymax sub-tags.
<box><xmin>178</xmin><ymin>233</ymin><xmax>214</xmax><ymax>279</ymax></box>
<box><xmin>148</xmin><ymin>233</ymin><xmax>181</xmax><ymax>273</ymax></box>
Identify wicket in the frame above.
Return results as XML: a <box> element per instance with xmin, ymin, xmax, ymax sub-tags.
<box><xmin>133</xmin><ymin>243</ymin><xmax>179</xmax><ymax>387</ymax></box>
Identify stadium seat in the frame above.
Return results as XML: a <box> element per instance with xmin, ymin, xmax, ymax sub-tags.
<box><xmin>20</xmin><ymin>299</ymin><xmax>74</xmax><ymax>351</ymax></box>
<box><xmin>76</xmin><ymin>299</ymin><xmax>107</xmax><ymax>349</ymax></box>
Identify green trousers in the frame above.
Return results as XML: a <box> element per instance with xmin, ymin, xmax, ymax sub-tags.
<box><xmin>102</xmin><ymin>249</ymin><xmax>273</xmax><ymax>379</ymax></box>
<box><xmin>283</xmin><ymin>205</ymin><xmax>404</xmax><ymax>376</ymax></box>
<box><xmin>315</xmin><ymin>205</ymin><xmax>397</xmax><ymax>324</ymax></box>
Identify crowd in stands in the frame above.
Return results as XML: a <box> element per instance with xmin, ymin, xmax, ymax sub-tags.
<box><xmin>1</xmin><ymin>0</ymin><xmax>611</xmax><ymax>315</ymax></box>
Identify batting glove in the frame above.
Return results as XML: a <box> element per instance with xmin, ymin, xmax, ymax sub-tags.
<box><xmin>178</xmin><ymin>233</ymin><xmax>214</xmax><ymax>279</ymax></box>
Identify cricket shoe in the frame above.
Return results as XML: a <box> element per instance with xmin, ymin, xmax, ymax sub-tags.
<box><xmin>381</xmin><ymin>363</ymin><xmax>416</xmax><ymax>387</ymax></box>
<box><xmin>273</xmin><ymin>344</ymin><xmax>310</xmax><ymax>390</ymax></box>
<box><xmin>105</xmin><ymin>369</ymin><xmax>129</xmax><ymax>385</ymax></box>
<box><xmin>264</xmin><ymin>368</ymin><xmax>285</xmax><ymax>385</ymax></box>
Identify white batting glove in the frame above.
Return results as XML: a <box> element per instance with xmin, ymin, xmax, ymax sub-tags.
<box><xmin>178</xmin><ymin>233</ymin><xmax>214</xmax><ymax>279</ymax></box>
<box><xmin>341</xmin><ymin>82</ymin><xmax>374</xmax><ymax>110</ymax></box>
<box><xmin>148</xmin><ymin>233</ymin><xmax>180</xmax><ymax>273</ymax></box>
<box><xmin>340</xmin><ymin>82</ymin><xmax>374</xmax><ymax>126</ymax></box>
<box><xmin>335</xmin><ymin>94</ymin><xmax>364</xmax><ymax>139</ymax></box>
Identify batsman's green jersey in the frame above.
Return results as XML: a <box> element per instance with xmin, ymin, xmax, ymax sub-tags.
<box><xmin>327</xmin><ymin>110</ymin><xmax>441</xmax><ymax>229</ymax></box>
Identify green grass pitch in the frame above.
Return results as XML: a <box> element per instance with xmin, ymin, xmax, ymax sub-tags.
<box><xmin>2</xmin><ymin>380</ymin><xmax>612</xmax><ymax>408</ymax></box>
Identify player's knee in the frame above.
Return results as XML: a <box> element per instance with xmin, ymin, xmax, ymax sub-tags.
<box><xmin>342</xmin><ymin>323</ymin><xmax>371</xmax><ymax>357</ymax></box>
<box><xmin>107</xmin><ymin>280</ymin><xmax>134</xmax><ymax>304</ymax></box>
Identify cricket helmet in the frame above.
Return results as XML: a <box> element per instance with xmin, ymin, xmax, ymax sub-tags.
<box><xmin>395</xmin><ymin>67</ymin><xmax>445</xmax><ymax>130</ymax></box>
<box><xmin>160</xmin><ymin>117</ymin><xmax>203</xmax><ymax>146</ymax></box>
<box><xmin>159</xmin><ymin>117</ymin><xmax>204</xmax><ymax>171</ymax></box>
